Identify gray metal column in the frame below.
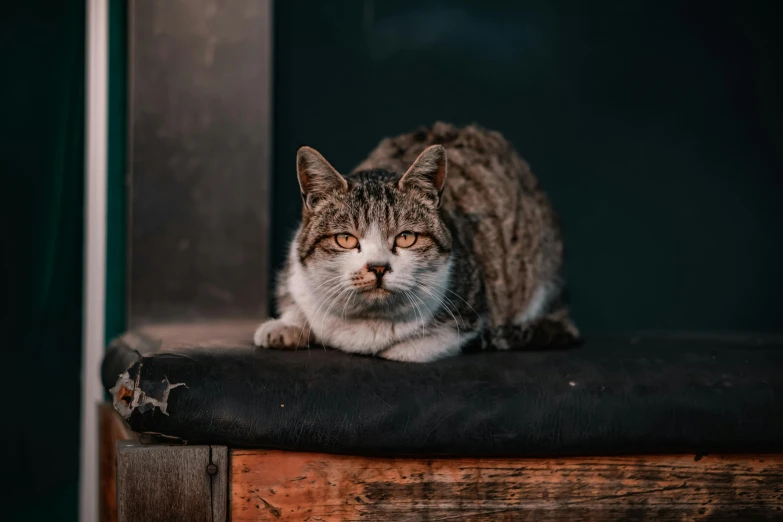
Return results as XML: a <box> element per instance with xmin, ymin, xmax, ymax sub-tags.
<box><xmin>128</xmin><ymin>0</ymin><xmax>272</xmax><ymax>326</ymax></box>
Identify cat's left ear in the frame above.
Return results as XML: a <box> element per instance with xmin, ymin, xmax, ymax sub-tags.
<box><xmin>398</xmin><ymin>145</ymin><xmax>448</xmax><ymax>206</ymax></box>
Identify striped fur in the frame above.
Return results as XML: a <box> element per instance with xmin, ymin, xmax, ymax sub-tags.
<box><xmin>255</xmin><ymin>122</ymin><xmax>578</xmax><ymax>362</ymax></box>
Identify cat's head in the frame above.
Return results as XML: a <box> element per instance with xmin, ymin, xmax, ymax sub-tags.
<box><xmin>293</xmin><ymin>145</ymin><xmax>452</xmax><ymax>318</ymax></box>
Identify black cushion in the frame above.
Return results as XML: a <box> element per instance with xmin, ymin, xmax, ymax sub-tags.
<box><xmin>102</xmin><ymin>330</ymin><xmax>783</xmax><ymax>456</ymax></box>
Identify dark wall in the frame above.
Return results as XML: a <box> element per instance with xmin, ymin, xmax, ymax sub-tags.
<box><xmin>1</xmin><ymin>2</ymin><xmax>126</xmax><ymax>519</ymax></box>
<box><xmin>272</xmin><ymin>0</ymin><xmax>783</xmax><ymax>333</ymax></box>
<box><xmin>1</xmin><ymin>2</ymin><xmax>85</xmax><ymax>520</ymax></box>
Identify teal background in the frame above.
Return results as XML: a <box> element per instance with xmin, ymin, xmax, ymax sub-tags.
<box><xmin>2</xmin><ymin>1</ymin><xmax>85</xmax><ymax>519</ymax></box>
<box><xmin>1</xmin><ymin>1</ymin><xmax>125</xmax><ymax>520</ymax></box>
<box><xmin>272</xmin><ymin>0</ymin><xmax>783</xmax><ymax>333</ymax></box>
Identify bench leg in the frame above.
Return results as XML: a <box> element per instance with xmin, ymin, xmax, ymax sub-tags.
<box><xmin>116</xmin><ymin>441</ymin><xmax>227</xmax><ymax>522</ymax></box>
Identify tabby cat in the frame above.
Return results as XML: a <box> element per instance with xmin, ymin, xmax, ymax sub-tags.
<box><xmin>254</xmin><ymin>122</ymin><xmax>579</xmax><ymax>362</ymax></box>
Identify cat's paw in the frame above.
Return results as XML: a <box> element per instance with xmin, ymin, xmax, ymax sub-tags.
<box><xmin>253</xmin><ymin>319</ymin><xmax>310</xmax><ymax>349</ymax></box>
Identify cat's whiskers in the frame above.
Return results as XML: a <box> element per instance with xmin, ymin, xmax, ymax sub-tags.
<box><xmin>411</xmin><ymin>292</ymin><xmax>429</xmax><ymax>342</ymax></box>
<box><xmin>415</xmin><ymin>282</ymin><xmax>459</xmax><ymax>321</ymax></box>
<box><xmin>439</xmin><ymin>293</ymin><xmax>465</xmax><ymax>328</ymax></box>
<box><xmin>418</xmin><ymin>285</ymin><xmax>462</xmax><ymax>335</ymax></box>
<box><xmin>309</xmin><ymin>282</ymin><xmax>346</xmax><ymax>326</ymax></box>
<box><xmin>403</xmin><ymin>290</ymin><xmax>426</xmax><ymax>341</ymax></box>
<box><xmin>412</xmin><ymin>290</ymin><xmax>462</xmax><ymax>346</ymax></box>
<box><xmin>420</xmin><ymin>276</ymin><xmax>482</xmax><ymax>322</ymax></box>
<box><xmin>320</xmin><ymin>286</ymin><xmax>354</xmax><ymax>349</ymax></box>
<box><xmin>291</xmin><ymin>273</ymin><xmax>344</xmax><ymax>348</ymax></box>
<box><xmin>410</xmin><ymin>292</ymin><xmax>438</xmax><ymax>340</ymax></box>
<box><xmin>342</xmin><ymin>289</ymin><xmax>356</xmax><ymax>322</ymax></box>
<box><xmin>307</xmin><ymin>274</ymin><xmax>344</xmax><ymax>295</ymax></box>
<box><xmin>297</xmin><ymin>281</ymin><xmax>344</xmax><ymax>347</ymax></box>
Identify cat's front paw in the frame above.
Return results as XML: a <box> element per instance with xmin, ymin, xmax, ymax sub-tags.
<box><xmin>253</xmin><ymin>319</ymin><xmax>311</xmax><ymax>349</ymax></box>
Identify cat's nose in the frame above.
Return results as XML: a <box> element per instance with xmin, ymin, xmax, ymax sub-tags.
<box><xmin>367</xmin><ymin>263</ymin><xmax>391</xmax><ymax>278</ymax></box>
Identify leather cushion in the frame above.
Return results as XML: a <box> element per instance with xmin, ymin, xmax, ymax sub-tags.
<box><xmin>103</xmin><ymin>331</ymin><xmax>783</xmax><ymax>456</ymax></box>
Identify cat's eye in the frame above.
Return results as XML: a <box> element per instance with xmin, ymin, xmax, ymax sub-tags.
<box><xmin>335</xmin><ymin>233</ymin><xmax>358</xmax><ymax>249</ymax></box>
<box><xmin>395</xmin><ymin>231</ymin><xmax>418</xmax><ymax>248</ymax></box>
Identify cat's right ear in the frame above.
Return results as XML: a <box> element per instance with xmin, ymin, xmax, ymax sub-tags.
<box><xmin>398</xmin><ymin>145</ymin><xmax>448</xmax><ymax>206</ymax></box>
<box><xmin>296</xmin><ymin>146</ymin><xmax>348</xmax><ymax>211</ymax></box>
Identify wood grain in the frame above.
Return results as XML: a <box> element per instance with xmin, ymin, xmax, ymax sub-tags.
<box><xmin>230</xmin><ymin>450</ymin><xmax>783</xmax><ymax>521</ymax></box>
<box><xmin>117</xmin><ymin>442</ymin><xmax>227</xmax><ymax>522</ymax></box>
<box><xmin>211</xmin><ymin>446</ymin><xmax>229</xmax><ymax>522</ymax></box>
<box><xmin>99</xmin><ymin>403</ymin><xmax>138</xmax><ymax>522</ymax></box>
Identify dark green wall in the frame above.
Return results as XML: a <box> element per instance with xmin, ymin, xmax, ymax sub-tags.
<box><xmin>272</xmin><ymin>0</ymin><xmax>783</xmax><ymax>333</ymax></box>
<box><xmin>2</xmin><ymin>2</ymin><xmax>85</xmax><ymax>520</ymax></box>
<box><xmin>1</xmin><ymin>1</ymin><xmax>126</xmax><ymax>520</ymax></box>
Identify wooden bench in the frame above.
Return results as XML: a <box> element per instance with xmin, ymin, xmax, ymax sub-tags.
<box><xmin>100</xmin><ymin>325</ymin><xmax>783</xmax><ymax>521</ymax></box>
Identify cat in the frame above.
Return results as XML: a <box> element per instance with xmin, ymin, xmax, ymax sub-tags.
<box><xmin>254</xmin><ymin>122</ymin><xmax>579</xmax><ymax>362</ymax></box>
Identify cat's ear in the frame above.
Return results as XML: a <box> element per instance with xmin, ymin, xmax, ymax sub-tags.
<box><xmin>297</xmin><ymin>146</ymin><xmax>348</xmax><ymax>211</ymax></box>
<box><xmin>398</xmin><ymin>145</ymin><xmax>447</xmax><ymax>206</ymax></box>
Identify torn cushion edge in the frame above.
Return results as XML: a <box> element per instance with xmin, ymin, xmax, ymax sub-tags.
<box><xmin>101</xmin><ymin>331</ymin><xmax>161</xmax><ymax>393</ymax></box>
<box><xmin>110</xmin><ymin>361</ymin><xmax>187</xmax><ymax>419</ymax></box>
<box><xmin>103</xmin><ymin>331</ymin><xmax>176</xmax><ymax>426</ymax></box>
<box><xmin>104</xmin><ymin>332</ymin><xmax>194</xmax><ymax>423</ymax></box>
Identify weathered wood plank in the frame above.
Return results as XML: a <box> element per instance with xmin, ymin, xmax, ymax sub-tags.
<box><xmin>99</xmin><ymin>403</ymin><xmax>137</xmax><ymax>522</ymax></box>
<box><xmin>230</xmin><ymin>450</ymin><xmax>783</xmax><ymax>521</ymax></box>
<box><xmin>211</xmin><ymin>446</ymin><xmax>229</xmax><ymax>522</ymax></box>
<box><xmin>117</xmin><ymin>442</ymin><xmax>227</xmax><ymax>522</ymax></box>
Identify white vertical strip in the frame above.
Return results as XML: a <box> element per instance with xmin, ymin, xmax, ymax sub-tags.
<box><xmin>80</xmin><ymin>0</ymin><xmax>108</xmax><ymax>521</ymax></box>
